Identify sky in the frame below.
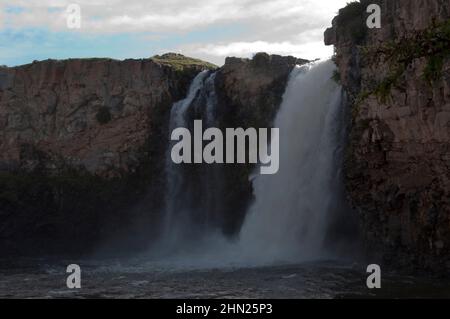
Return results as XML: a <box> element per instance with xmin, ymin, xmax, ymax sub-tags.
<box><xmin>0</xmin><ymin>0</ymin><xmax>350</xmax><ymax>66</ymax></box>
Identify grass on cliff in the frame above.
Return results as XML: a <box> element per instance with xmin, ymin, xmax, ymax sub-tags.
<box><xmin>150</xmin><ymin>53</ymin><xmax>217</xmax><ymax>71</ymax></box>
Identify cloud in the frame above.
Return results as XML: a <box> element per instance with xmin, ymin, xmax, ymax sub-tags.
<box><xmin>0</xmin><ymin>0</ymin><xmax>349</xmax><ymax>66</ymax></box>
<box><xmin>1</xmin><ymin>0</ymin><xmax>348</xmax><ymax>33</ymax></box>
<box><xmin>192</xmin><ymin>40</ymin><xmax>333</xmax><ymax>60</ymax></box>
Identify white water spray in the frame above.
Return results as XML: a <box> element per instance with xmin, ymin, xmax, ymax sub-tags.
<box><xmin>236</xmin><ymin>60</ymin><xmax>345</xmax><ymax>264</ymax></box>
<box><xmin>162</xmin><ymin>70</ymin><xmax>210</xmax><ymax>248</ymax></box>
<box><xmin>157</xmin><ymin>60</ymin><xmax>348</xmax><ymax>266</ymax></box>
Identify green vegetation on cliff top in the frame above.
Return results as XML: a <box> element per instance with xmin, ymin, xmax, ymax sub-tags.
<box><xmin>150</xmin><ymin>53</ymin><xmax>218</xmax><ymax>71</ymax></box>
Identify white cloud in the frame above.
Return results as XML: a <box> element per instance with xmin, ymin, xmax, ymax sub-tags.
<box><xmin>199</xmin><ymin>41</ymin><xmax>328</xmax><ymax>58</ymax></box>
<box><xmin>0</xmin><ymin>0</ymin><xmax>349</xmax><ymax>65</ymax></box>
<box><xmin>0</xmin><ymin>7</ymin><xmax>4</xmax><ymax>30</ymax></box>
<box><xmin>1</xmin><ymin>0</ymin><xmax>348</xmax><ymax>33</ymax></box>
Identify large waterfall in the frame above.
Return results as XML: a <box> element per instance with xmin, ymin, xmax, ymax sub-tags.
<box><xmin>237</xmin><ymin>60</ymin><xmax>347</xmax><ymax>264</ymax></box>
<box><xmin>158</xmin><ymin>60</ymin><xmax>350</xmax><ymax>265</ymax></box>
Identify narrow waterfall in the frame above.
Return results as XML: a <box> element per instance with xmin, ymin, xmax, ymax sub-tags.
<box><xmin>161</xmin><ymin>70</ymin><xmax>223</xmax><ymax>252</ymax></box>
<box><xmin>237</xmin><ymin>60</ymin><xmax>347</xmax><ymax>264</ymax></box>
<box><xmin>204</xmin><ymin>72</ymin><xmax>218</xmax><ymax>126</ymax></box>
<box><xmin>162</xmin><ymin>70</ymin><xmax>210</xmax><ymax>249</ymax></box>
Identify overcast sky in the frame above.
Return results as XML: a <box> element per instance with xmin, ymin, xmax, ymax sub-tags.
<box><xmin>0</xmin><ymin>0</ymin><xmax>349</xmax><ymax>66</ymax></box>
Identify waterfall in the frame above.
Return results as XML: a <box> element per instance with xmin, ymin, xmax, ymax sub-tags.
<box><xmin>200</xmin><ymin>72</ymin><xmax>224</xmax><ymax>228</ymax></box>
<box><xmin>204</xmin><ymin>72</ymin><xmax>218</xmax><ymax>126</ymax></box>
<box><xmin>237</xmin><ymin>60</ymin><xmax>347</xmax><ymax>264</ymax></box>
<box><xmin>161</xmin><ymin>70</ymin><xmax>222</xmax><ymax>252</ymax></box>
<box><xmin>162</xmin><ymin>70</ymin><xmax>210</xmax><ymax>249</ymax></box>
<box><xmin>157</xmin><ymin>59</ymin><xmax>351</xmax><ymax>265</ymax></box>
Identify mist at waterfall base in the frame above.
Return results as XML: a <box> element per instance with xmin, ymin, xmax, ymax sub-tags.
<box><xmin>147</xmin><ymin>60</ymin><xmax>358</xmax><ymax>268</ymax></box>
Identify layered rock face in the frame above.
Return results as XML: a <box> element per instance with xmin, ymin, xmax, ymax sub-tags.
<box><xmin>216</xmin><ymin>53</ymin><xmax>308</xmax><ymax>128</ymax></box>
<box><xmin>0</xmin><ymin>54</ymin><xmax>215</xmax><ymax>253</ymax></box>
<box><xmin>0</xmin><ymin>53</ymin><xmax>301</xmax><ymax>254</ymax></box>
<box><xmin>325</xmin><ymin>0</ymin><xmax>450</xmax><ymax>269</ymax></box>
<box><xmin>0</xmin><ymin>56</ymin><xmax>208</xmax><ymax>177</ymax></box>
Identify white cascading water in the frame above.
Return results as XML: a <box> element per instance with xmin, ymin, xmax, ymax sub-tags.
<box><xmin>161</xmin><ymin>70</ymin><xmax>210</xmax><ymax>248</ymax></box>
<box><xmin>236</xmin><ymin>60</ymin><xmax>345</xmax><ymax>264</ymax></box>
<box><xmin>157</xmin><ymin>60</ymin><xmax>347</xmax><ymax>266</ymax></box>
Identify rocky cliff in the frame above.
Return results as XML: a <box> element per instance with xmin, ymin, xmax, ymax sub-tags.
<box><xmin>0</xmin><ymin>53</ymin><xmax>216</xmax><ymax>253</ymax></box>
<box><xmin>325</xmin><ymin>0</ymin><xmax>450</xmax><ymax>270</ymax></box>
<box><xmin>0</xmin><ymin>52</ymin><xmax>301</xmax><ymax>254</ymax></box>
<box><xmin>0</xmin><ymin>54</ymin><xmax>213</xmax><ymax>177</ymax></box>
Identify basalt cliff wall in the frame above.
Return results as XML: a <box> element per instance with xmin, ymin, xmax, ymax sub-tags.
<box><xmin>325</xmin><ymin>0</ymin><xmax>450</xmax><ymax>270</ymax></box>
<box><xmin>0</xmin><ymin>54</ymin><xmax>212</xmax><ymax>253</ymax></box>
<box><xmin>0</xmin><ymin>53</ymin><xmax>301</xmax><ymax>254</ymax></box>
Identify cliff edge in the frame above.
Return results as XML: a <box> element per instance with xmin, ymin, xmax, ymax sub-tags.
<box><xmin>325</xmin><ymin>0</ymin><xmax>450</xmax><ymax>270</ymax></box>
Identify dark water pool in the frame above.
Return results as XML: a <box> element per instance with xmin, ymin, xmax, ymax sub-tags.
<box><xmin>0</xmin><ymin>258</ymin><xmax>449</xmax><ymax>299</ymax></box>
